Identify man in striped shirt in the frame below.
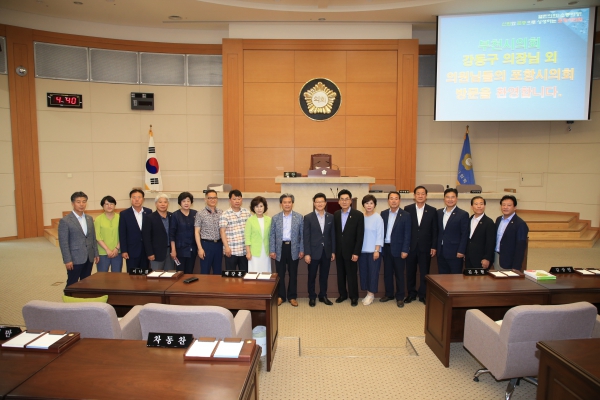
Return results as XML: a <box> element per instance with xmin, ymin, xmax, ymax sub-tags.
<box><xmin>219</xmin><ymin>189</ymin><xmax>251</xmax><ymax>271</ymax></box>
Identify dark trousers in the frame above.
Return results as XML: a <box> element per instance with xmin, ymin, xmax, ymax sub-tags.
<box><xmin>383</xmin><ymin>245</ymin><xmax>406</xmax><ymax>300</ymax></box>
<box><xmin>276</xmin><ymin>243</ymin><xmax>298</xmax><ymax>301</ymax></box>
<box><xmin>438</xmin><ymin>247</ymin><xmax>464</xmax><ymax>274</ymax></box>
<box><xmin>200</xmin><ymin>240</ymin><xmax>223</xmax><ymax>274</ymax></box>
<box><xmin>66</xmin><ymin>259</ymin><xmax>93</xmax><ymax>288</ymax></box>
<box><xmin>307</xmin><ymin>248</ymin><xmax>331</xmax><ymax>300</ymax></box>
<box><xmin>406</xmin><ymin>247</ymin><xmax>432</xmax><ymax>298</ymax></box>
<box><xmin>224</xmin><ymin>254</ymin><xmax>248</xmax><ymax>272</ymax></box>
<box><xmin>176</xmin><ymin>253</ymin><xmax>197</xmax><ymax>274</ymax></box>
<box><xmin>125</xmin><ymin>252</ymin><xmax>149</xmax><ymax>274</ymax></box>
<box><xmin>336</xmin><ymin>253</ymin><xmax>359</xmax><ymax>300</ymax></box>
<box><xmin>358</xmin><ymin>253</ymin><xmax>381</xmax><ymax>293</ymax></box>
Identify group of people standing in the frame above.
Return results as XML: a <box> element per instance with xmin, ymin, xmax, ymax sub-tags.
<box><xmin>58</xmin><ymin>187</ymin><xmax>529</xmax><ymax>308</ymax></box>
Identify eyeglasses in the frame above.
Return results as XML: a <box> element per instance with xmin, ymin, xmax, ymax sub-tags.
<box><xmin>314</xmin><ymin>200</ymin><xmax>326</xmax><ymax>204</ymax></box>
<box><xmin>339</xmin><ymin>198</ymin><xmax>351</xmax><ymax>202</ymax></box>
<box><xmin>206</xmin><ymin>197</ymin><xmax>218</xmax><ymax>200</ymax></box>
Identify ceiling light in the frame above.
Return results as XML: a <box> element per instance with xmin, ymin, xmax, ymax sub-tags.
<box><xmin>568</xmin><ymin>1</ymin><xmax>578</xmax><ymax>4</ymax></box>
<box><xmin>73</xmin><ymin>1</ymin><xmax>83</xmax><ymax>4</ymax></box>
<box><xmin>318</xmin><ymin>18</ymin><xmax>326</xmax><ymax>21</ymax></box>
<box><xmin>168</xmin><ymin>15</ymin><xmax>183</xmax><ymax>20</ymax></box>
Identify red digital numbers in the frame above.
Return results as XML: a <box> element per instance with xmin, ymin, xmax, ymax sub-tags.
<box><xmin>47</xmin><ymin>93</ymin><xmax>82</xmax><ymax>108</ymax></box>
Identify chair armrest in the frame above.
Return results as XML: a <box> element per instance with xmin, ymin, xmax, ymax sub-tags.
<box><xmin>119</xmin><ymin>305</ymin><xmax>143</xmax><ymax>340</ymax></box>
<box><xmin>593</xmin><ymin>315</ymin><xmax>600</xmax><ymax>338</ymax></box>
<box><xmin>233</xmin><ymin>310</ymin><xmax>253</xmax><ymax>340</ymax></box>
<box><xmin>463</xmin><ymin>309</ymin><xmax>506</xmax><ymax>378</ymax></box>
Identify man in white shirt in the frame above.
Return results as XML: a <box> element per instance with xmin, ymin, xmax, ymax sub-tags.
<box><xmin>464</xmin><ymin>196</ymin><xmax>496</xmax><ymax>269</ymax></box>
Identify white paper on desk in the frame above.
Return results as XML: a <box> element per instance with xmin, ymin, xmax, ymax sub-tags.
<box><xmin>490</xmin><ymin>271</ymin><xmax>507</xmax><ymax>278</ymax></box>
<box><xmin>588</xmin><ymin>269</ymin><xmax>600</xmax><ymax>275</ymax></box>
<box><xmin>2</xmin><ymin>331</ymin><xmax>46</xmax><ymax>348</ymax></box>
<box><xmin>577</xmin><ymin>269</ymin><xmax>594</xmax><ymax>275</ymax></box>
<box><xmin>213</xmin><ymin>340</ymin><xmax>244</xmax><ymax>358</ymax></box>
<box><xmin>26</xmin><ymin>333</ymin><xmax>66</xmax><ymax>349</ymax></box>
<box><xmin>147</xmin><ymin>271</ymin><xmax>163</xmax><ymax>277</ymax></box>
<box><xmin>244</xmin><ymin>272</ymin><xmax>259</xmax><ymax>280</ymax></box>
<box><xmin>160</xmin><ymin>271</ymin><xmax>176</xmax><ymax>278</ymax></box>
<box><xmin>185</xmin><ymin>340</ymin><xmax>218</xmax><ymax>357</ymax></box>
<box><xmin>503</xmin><ymin>271</ymin><xmax>520</xmax><ymax>277</ymax></box>
<box><xmin>257</xmin><ymin>273</ymin><xmax>272</xmax><ymax>280</ymax></box>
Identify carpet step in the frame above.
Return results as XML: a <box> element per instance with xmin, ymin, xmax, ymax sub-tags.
<box><xmin>43</xmin><ymin>228</ymin><xmax>59</xmax><ymax>247</ymax></box>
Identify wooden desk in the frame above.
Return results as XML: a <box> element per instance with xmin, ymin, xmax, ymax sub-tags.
<box><xmin>0</xmin><ymin>343</ymin><xmax>62</xmax><ymax>399</ymax></box>
<box><xmin>6</xmin><ymin>339</ymin><xmax>260</xmax><ymax>400</ymax></box>
<box><xmin>535</xmin><ymin>274</ymin><xmax>600</xmax><ymax>306</ymax></box>
<box><xmin>425</xmin><ymin>274</ymin><xmax>550</xmax><ymax>367</ymax></box>
<box><xmin>537</xmin><ymin>338</ymin><xmax>600</xmax><ymax>400</ymax></box>
<box><xmin>165</xmin><ymin>274</ymin><xmax>278</xmax><ymax>372</ymax></box>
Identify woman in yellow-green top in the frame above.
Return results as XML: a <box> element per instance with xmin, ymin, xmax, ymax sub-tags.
<box><xmin>245</xmin><ymin>196</ymin><xmax>272</xmax><ymax>273</ymax></box>
<box><xmin>95</xmin><ymin>195</ymin><xmax>122</xmax><ymax>273</ymax></box>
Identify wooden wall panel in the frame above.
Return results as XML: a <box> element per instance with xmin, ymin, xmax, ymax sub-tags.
<box><xmin>294</xmin><ymin>51</ymin><xmax>347</xmax><ymax>83</ymax></box>
<box><xmin>294</xmin><ymin>148</ymin><xmax>346</xmax><ymax>176</ymax></box>
<box><xmin>346</xmin><ymin>148</ymin><xmax>396</xmax><ymax>179</ymax></box>
<box><xmin>294</xmin><ymin>116</ymin><xmax>346</xmax><ymax>148</ymax></box>
<box><xmin>295</xmin><ymin>81</ymin><xmax>347</xmax><ymax>116</ymax></box>
<box><xmin>245</xmin><ymin>179</ymin><xmax>280</xmax><ymax>193</ymax></box>
<box><xmin>347</xmin><ymin>51</ymin><xmax>397</xmax><ymax>82</ymax></box>
<box><xmin>244</xmin><ymin>83</ymin><xmax>295</xmax><ymax>115</ymax></box>
<box><xmin>345</xmin><ymin>83</ymin><xmax>397</xmax><ymax>116</ymax></box>
<box><xmin>244</xmin><ymin>148</ymin><xmax>294</xmax><ymax>179</ymax></box>
<box><xmin>244</xmin><ymin>50</ymin><xmax>294</xmax><ymax>82</ymax></box>
<box><xmin>244</xmin><ymin>116</ymin><xmax>294</xmax><ymax>148</ymax></box>
<box><xmin>346</xmin><ymin>116</ymin><xmax>396</xmax><ymax>148</ymax></box>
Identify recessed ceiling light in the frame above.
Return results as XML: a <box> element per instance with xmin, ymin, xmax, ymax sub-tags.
<box><xmin>168</xmin><ymin>15</ymin><xmax>183</xmax><ymax>20</ymax></box>
<box><xmin>318</xmin><ymin>18</ymin><xmax>326</xmax><ymax>21</ymax></box>
<box><xmin>73</xmin><ymin>1</ymin><xmax>83</xmax><ymax>4</ymax></box>
<box><xmin>568</xmin><ymin>1</ymin><xmax>578</xmax><ymax>4</ymax></box>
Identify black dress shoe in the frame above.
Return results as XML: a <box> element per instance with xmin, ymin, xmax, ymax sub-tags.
<box><xmin>335</xmin><ymin>296</ymin><xmax>347</xmax><ymax>303</ymax></box>
<box><xmin>379</xmin><ymin>296</ymin><xmax>394</xmax><ymax>303</ymax></box>
<box><xmin>419</xmin><ymin>297</ymin><xmax>426</xmax><ymax>305</ymax></box>
<box><xmin>309</xmin><ymin>299</ymin><xmax>316</xmax><ymax>307</ymax></box>
<box><xmin>319</xmin><ymin>297</ymin><xmax>333</xmax><ymax>306</ymax></box>
<box><xmin>403</xmin><ymin>295</ymin><xmax>416</xmax><ymax>304</ymax></box>
<box><xmin>397</xmin><ymin>300</ymin><xmax>405</xmax><ymax>308</ymax></box>
<box><xmin>351</xmin><ymin>298</ymin><xmax>358</xmax><ymax>307</ymax></box>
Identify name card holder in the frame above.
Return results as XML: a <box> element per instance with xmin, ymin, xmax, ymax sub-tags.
<box><xmin>146</xmin><ymin>332</ymin><xmax>193</xmax><ymax>348</ymax></box>
<box><xmin>0</xmin><ymin>326</ymin><xmax>22</xmax><ymax>340</ymax></box>
<box><xmin>222</xmin><ymin>270</ymin><xmax>247</xmax><ymax>278</ymax></box>
<box><xmin>549</xmin><ymin>266</ymin><xmax>575</xmax><ymax>274</ymax></box>
<box><xmin>463</xmin><ymin>268</ymin><xmax>489</xmax><ymax>276</ymax></box>
<box><xmin>130</xmin><ymin>268</ymin><xmax>152</xmax><ymax>276</ymax></box>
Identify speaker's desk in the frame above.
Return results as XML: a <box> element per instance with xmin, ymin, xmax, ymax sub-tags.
<box><xmin>5</xmin><ymin>338</ymin><xmax>260</xmax><ymax>400</ymax></box>
<box><xmin>64</xmin><ymin>273</ymin><xmax>279</xmax><ymax>372</ymax></box>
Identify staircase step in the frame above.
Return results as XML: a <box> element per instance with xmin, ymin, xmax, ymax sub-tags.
<box><xmin>44</xmin><ymin>228</ymin><xmax>59</xmax><ymax>247</ymax></box>
<box><xmin>519</xmin><ymin>211</ymin><xmax>578</xmax><ymax>230</ymax></box>
<box><xmin>529</xmin><ymin>229</ymin><xmax>599</xmax><ymax>248</ymax></box>
<box><xmin>528</xmin><ymin>222</ymin><xmax>590</xmax><ymax>239</ymax></box>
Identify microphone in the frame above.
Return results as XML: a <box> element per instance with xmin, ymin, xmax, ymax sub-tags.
<box><xmin>330</xmin><ymin>188</ymin><xmax>336</xmax><ymax>198</ymax></box>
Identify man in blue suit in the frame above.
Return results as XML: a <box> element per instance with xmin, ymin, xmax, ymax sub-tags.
<box><xmin>303</xmin><ymin>193</ymin><xmax>336</xmax><ymax>307</ymax></box>
<box><xmin>270</xmin><ymin>194</ymin><xmax>304</xmax><ymax>307</ymax></box>
<box><xmin>118</xmin><ymin>188</ymin><xmax>152</xmax><ymax>273</ymax></box>
<box><xmin>494</xmin><ymin>195</ymin><xmax>529</xmax><ymax>270</ymax></box>
<box><xmin>380</xmin><ymin>191</ymin><xmax>411</xmax><ymax>308</ymax></box>
<box><xmin>436</xmin><ymin>188</ymin><xmax>469</xmax><ymax>274</ymax></box>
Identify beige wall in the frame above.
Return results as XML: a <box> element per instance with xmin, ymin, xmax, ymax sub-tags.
<box><xmin>0</xmin><ymin>74</ymin><xmax>17</xmax><ymax>237</ymax></box>
<box><xmin>416</xmin><ymin>80</ymin><xmax>600</xmax><ymax>226</ymax></box>
<box><xmin>36</xmin><ymin>79</ymin><xmax>223</xmax><ymax>225</ymax></box>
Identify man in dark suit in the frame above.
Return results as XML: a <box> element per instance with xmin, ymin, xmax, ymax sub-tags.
<box><xmin>333</xmin><ymin>189</ymin><xmax>364</xmax><ymax>307</ymax></box>
<box><xmin>303</xmin><ymin>193</ymin><xmax>336</xmax><ymax>307</ymax></box>
<box><xmin>494</xmin><ymin>195</ymin><xmax>529</xmax><ymax>270</ymax></box>
<box><xmin>403</xmin><ymin>185</ymin><xmax>438</xmax><ymax>304</ymax></box>
<box><xmin>142</xmin><ymin>193</ymin><xmax>174</xmax><ymax>271</ymax></box>
<box><xmin>465</xmin><ymin>196</ymin><xmax>496</xmax><ymax>269</ymax></box>
<box><xmin>380</xmin><ymin>191</ymin><xmax>411</xmax><ymax>308</ymax></box>
<box><xmin>58</xmin><ymin>191</ymin><xmax>99</xmax><ymax>288</ymax></box>
<box><xmin>119</xmin><ymin>188</ymin><xmax>152</xmax><ymax>273</ymax></box>
<box><xmin>436</xmin><ymin>188</ymin><xmax>469</xmax><ymax>274</ymax></box>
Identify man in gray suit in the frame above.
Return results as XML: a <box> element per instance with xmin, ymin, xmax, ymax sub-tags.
<box><xmin>58</xmin><ymin>191</ymin><xmax>99</xmax><ymax>288</ymax></box>
<box><xmin>269</xmin><ymin>193</ymin><xmax>304</xmax><ymax>307</ymax></box>
<box><xmin>303</xmin><ymin>193</ymin><xmax>335</xmax><ymax>307</ymax></box>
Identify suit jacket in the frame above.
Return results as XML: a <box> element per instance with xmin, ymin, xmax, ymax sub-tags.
<box><xmin>495</xmin><ymin>213</ymin><xmax>529</xmax><ymax>270</ymax></box>
<box><xmin>118</xmin><ymin>206</ymin><xmax>152</xmax><ymax>258</ymax></box>
<box><xmin>380</xmin><ymin>208</ymin><xmax>411</xmax><ymax>257</ymax></box>
<box><xmin>404</xmin><ymin>203</ymin><xmax>438</xmax><ymax>253</ymax></box>
<box><xmin>245</xmin><ymin>215</ymin><xmax>272</xmax><ymax>257</ymax></box>
<box><xmin>58</xmin><ymin>212</ymin><xmax>98</xmax><ymax>265</ymax></box>
<box><xmin>142</xmin><ymin>211</ymin><xmax>173</xmax><ymax>262</ymax></box>
<box><xmin>333</xmin><ymin>208</ymin><xmax>364</xmax><ymax>259</ymax></box>
<box><xmin>269</xmin><ymin>211</ymin><xmax>304</xmax><ymax>261</ymax></box>
<box><xmin>303</xmin><ymin>211</ymin><xmax>335</xmax><ymax>260</ymax></box>
<box><xmin>436</xmin><ymin>206</ymin><xmax>469</xmax><ymax>258</ymax></box>
<box><xmin>465</xmin><ymin>214</ymin><xmax>496</xmax><ymax>269</ymax></box>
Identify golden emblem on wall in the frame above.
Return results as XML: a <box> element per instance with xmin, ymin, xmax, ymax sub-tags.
<box><xmin>303</xmin><ymin>82</ymin><xmax>337</xmax><ymax>114</ymax></box>
<box><xmin>461</xmin><ymin>153</ymin><xmax>473</xmax><ymax>170</ymax></box>
<box><xmin>299</xmin><ymin>78</ymin><xmax>342</xmax><ymax>121</ymax></box>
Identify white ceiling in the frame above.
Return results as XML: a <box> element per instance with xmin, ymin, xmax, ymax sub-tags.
<box><xmin>0</xmin><ymin>0</ymin><xmax>598</xmax><ymax>32</ymax></box>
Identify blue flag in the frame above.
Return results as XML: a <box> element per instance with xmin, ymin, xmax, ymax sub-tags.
<box><xmin>457</xmin><ymin>130</ymin><xmax>475</xmax><ymax>185</ymax></box>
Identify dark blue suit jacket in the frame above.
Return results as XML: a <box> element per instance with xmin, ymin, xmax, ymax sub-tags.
<box><xmin>495</xmin><ymin>213</ymin><xmax>529</xmax><ymax>270</ymax></box>
<box><xmin>303</xmin><ymin>211</ymin><xmax>335</xmax><ymax>260</ymax></box>
<box><xmin>437</xmin><ymin>206</ymin><xmax>469</xmax><ymax>258</ymax></box>
<box><xmin>118</xmin><ymin>206</ymin><xmax>152</xmax><ymax>258</ymax></box>
<box><xmin>381</xmin><ymin>208</ymin><xmax>411</xmax><ymax>257</ymax></box>
<box><xmin>404</xmin><ymin>203</ymin><xmax>437</xmax><ymax>253</ymax></box>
